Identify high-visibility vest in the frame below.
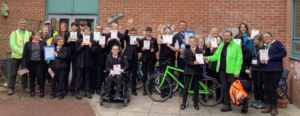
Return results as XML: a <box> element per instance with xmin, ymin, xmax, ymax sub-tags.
<box><xmin>229</xmin><ymin>80</ymin><xmax>248</xmax><ymax>105</ymax></box>
<box><xmin>10</xmin><ymin>30</ymin><xmax>30</xmax><ymax>59</ymax></box>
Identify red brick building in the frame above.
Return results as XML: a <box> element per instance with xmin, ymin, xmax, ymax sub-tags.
<box><xmin>0</xmin><ymin>0</ymin><xmax>299</xmax><ymax>107</ymax></box>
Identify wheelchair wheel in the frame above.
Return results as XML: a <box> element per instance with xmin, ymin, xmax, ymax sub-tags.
<box><xmin>100</xmin><ymin>97</ymin><xmax>104</xmax><ymax>106</ymax></box>
<box><xmin>145</xmin><ymin>73</ymin><xmax>173</xmax><ymax>102</ymax></box>
<box><xmin>277</xmin><ymin>84</ymin><xmax>287</xmax><ymax>98</ymax></box>
<box><xmin>127</xmin><ymin>87</ymin><xmax>132</xmax><ymax>103</ymax></box>
<box><xmin>154</xmin><ymin>73</ymin><xmax>179</xmax><ymax>94</ymax></box>
<box><xmin>124</xmin><ymin>98</ymin><xmax>128</xmax><ymax>107</ymax></box>
<box><xmin>198</xmin><ymin>77</ymin><xmax>223</xmax><ymax>107</ymax></box>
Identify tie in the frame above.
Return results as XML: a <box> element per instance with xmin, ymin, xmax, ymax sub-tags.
<box><xmin>113</xmin><ymin>57</ymin><xmax>117</xmax><ymax>60</ymax></box>
<box><xmin>33</xmin><ymin>42</ymin><xmax>38</xmax><ymax>46</ymax></box>
<box><xmin>200</xmin><ymin>47</ymin><xmax>203</xmax><ymax>50</ymax></box>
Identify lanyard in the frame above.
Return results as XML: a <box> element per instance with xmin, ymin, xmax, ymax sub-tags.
<box><xmin>180</xmin><ymin>33</ymin><xmax>184</xmax><ymax>43</ymax></box>
<box><xmin>18</xmin><ymin>28</ymin><xmax>25</xmax><ymax>39</ymax></box>
<box><xmin>253</xmin><ymin>46</ymin><xmax>259</xmax><ymax>58</ymax></box>
<box><xmin>265</xmin><ymin>40</ymin><xmax>275</xmax><ymax>51</ymax></box>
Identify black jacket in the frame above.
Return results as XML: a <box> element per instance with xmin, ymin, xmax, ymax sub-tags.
<box><xmin>22</xmin><ymin>40</ymin><xmax>47</xmax><ymax>69</ymax></box>
<box><xmin>64</xmin><ymin>31</ymin><xmax>83</xmax><ymax>58</ymax></box>
<box><xmin>183</xmin><ymin>47</ymin><xmax>204</xmax><ymax>75</ymax></box>
<box><xmin>105</xmin><ymin>31</ymin><xmax>124</xmax><ymax>55</ymax></box>
<box><xmin>48</xmin><ymin>46</ymin><xmax>68</xmax><ymax>69</ymax></box>
<box><xmin>250</xmin><ymin>45</ymin><xmax>262</xmax><ymax>71</ymax></box>
<box><xmin>240</xmin><ymin>45</ymin><xmax>250</xmax><ymax>79</ymax></box>
<box><xmin>76</xmin><ymin>35</ymin><xmax>97</xmax><ymax>68</ymax></box>
<box><xmin>139</xmin><ymin>37</ymin><xmax>159</xmax><ymax>62</ymax></box>
<box><xmin>105</xmin><ymin>53</ymin><xmax>129</xmax><ymax>72</ymax></box>
<box><xmin>94</xmin><ymin>33</ymin><xmax>107</xmax><ymax>64</ymax></box>
<box><xmin>123</xmin><ymin>29</ymin><xmax>140</xmax><ymax>60</ymax></box>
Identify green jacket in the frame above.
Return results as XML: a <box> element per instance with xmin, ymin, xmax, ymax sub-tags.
<box><xmin>207</xmin><ymin>40</ymin><xmax>243</xmax><ymax>76</ymax></box>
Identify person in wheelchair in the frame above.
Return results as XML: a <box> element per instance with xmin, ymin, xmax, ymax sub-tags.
<box><xmin>103</xmin><ymin>45</ymin><xmax>129</xmax><ymax>100</ymax></box>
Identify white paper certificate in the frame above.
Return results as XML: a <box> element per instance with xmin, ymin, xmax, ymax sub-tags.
<box><xmin>94</xmin><ymin>32</ymin><xmax>101</xmax><ymax>40</ymax></box>
<box><xmin>260</xmin><ymin>50</ymin><xmax>268</xmax><ymax>60</ymax></box>
<box><xmin>233</xmin><ymin>39</ymin><xmax>241</xmax><ymax>45</ymax></box>
<box><xmin>113</xmin><ymin>64</ymin><xmax>121</xmax><ymax>75</ymax></box>
<box><xmin>174</xmin><ymin>40</ymin><xmax>179</xmax><ymax>48</ymax></box>
<box><xmin>44</xmin><ymin>46</ymin><xmax>55</xmax><ymax>61</ymax></box>
<box><xmin>184</xmin><ymin>31</ymin><xmax>194</xmax><ymax>44</ymax></box>
<box><xmin>83</xmin><ymin>35</ymin><xmax>90</xmax><ymax>43</ymax></box>
<box><xmin>144</xmin><ymin>40</ymin><xmax>150</xmax><ymax>50</ymax></box>
<box><xmin>111</xmin><ymin>30</ymin><xmax>118</xmax><ymax>39</ymax></box>
<box><xmin>211</xmin><ymin>38</ymin><xmax>218</xmax><ymax>47</ymax></box>
<box><xmin>99</xmin><ymin>36</ymin><xmax>106</xmax><ymax>45</ymax></box>
<box><xmin>163</xmin><ymin>35</ymin><xmax>173</xmax><ymax>44</ymax></box>
<box><xmin>195</xmin><ymin>54</ymin><xmax>204</xmax><ymax>64</ymax></box>
<box><xmin>130</xmin><ymin>36</ymin><xmax>136</xmax><ymax>45</ymax></box>
<box><xmin>49</xmin><ymin>70</ymin><xmax>55</xmax><ymax>78</ymax></box>
<box><xmin>70</xmin><ymin>32</ymin><xmax>77</xmax><ymax>41</ymax></box>
<box><xmin>251</xmin><ymin>30</ymin><xmax>259</xmax><ymax>39</ymax></box>
<box><xmin>18</xmin><ymin>69</ymin><xmax>29</xmax><ymax>75</ymax></box>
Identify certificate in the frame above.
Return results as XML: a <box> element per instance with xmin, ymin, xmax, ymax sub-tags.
<box><xmin>163</xmin><ymin>35</ymin><xmax>173</xmax><ymax>44</ymax></box>
<box><xmin>233</xmin><ymin>39</ymin><xmax>241</xmax><ymax>45</ymax></box>
<box><xmin>83</xmin><ymin>35</ymin><xmax>90</xmax><ymax>43</ymax></box>
<box><xmin>49</xmin><ymin>70</ymin><xmax>55</xmax><ymax>78</ymax></box>
<box><xmin>113</xmin><ymin>64</ymin><xmax>121</xmax><ymax>75</ymax></box>
<box><xmin>251</xmin><ymin>30</ymin><xmax>259</xmax><ymax>39</ymax></box>
<box><xmin>260</xmin><ymin>50</ymin><xmax>268</xmax><ymax>60</ymax></box>
<box><xmin>144</xmin><ymin>40</ymin><xmax>150</xmax><ymax>50</ymax></box>
<box><xmin>174</xmin><ymin>40</ymin><xmax>179</xmax><ymax>48</ymax></box>
<box><xmin>211</xmin><ymin>38</ymin><xmax>218</xmax><ymax>48</ymax></box>
<box><xmin>44</xmin><ymin>45</ymin><xmax>55</xmax><ymax>61</ymax></box>
<box><xmin>130</xmin><ymin>36</ymin><xmax>136</xmax><ymax>45</ymax></box>
<box><xmin>18</xmin><ymin>69</ymin><xmax>29</xmax><ymax>75</ymax></box>
<box><xmin>70</xmin><ymin>32</ymin><xmax>77</xmax><ymax>41</ymax></box>
<box><xmin>184</xmin><ymin>31</ymin><xmax>194</xmax><ymax>45</ymax></box>
<box><xmin>195</xmin><ymin>54</ymin><xmax>204</xmax><ymax>64</ymax></box>
<box><xmin>94</xmin><ymin>32</ymin><xmax>101</xmax><ymax>41</ymax></box>
<box><xmin>111</xmin><ymin>30</ymin><xmax>118</xmax><ymax>39</ymax></box>
<box><xmin>99</xmin><ymin>36</ymin><xmax>106</xmax><ymax>45</ymax></box>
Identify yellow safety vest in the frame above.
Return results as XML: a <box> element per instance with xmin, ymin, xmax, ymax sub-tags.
<box><xmin>11</xmin><ymin>30</ymin><xmax>30</xmax><ymax>59</ymax></box>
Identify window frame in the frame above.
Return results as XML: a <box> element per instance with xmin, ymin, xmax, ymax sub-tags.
<box><xmin>290</xmin><ymin>0</ymin><xmax>300</xmax><ymax>60</ymax></box>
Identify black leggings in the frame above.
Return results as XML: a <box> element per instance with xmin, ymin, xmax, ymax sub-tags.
<box><xmin>28</xmin><ymin>61</ymin><xmax>44</xmax><ymax>93</ymax></box>
<box><xmin>262</xmin><ymin>71</ymin><xmax>282</xmax><ymax>106</ymax></box>
<box><xmin>107</xmin><ymin>75</ymin><xmax>123</xmax><ymax>95</ymax></box>
<box><xmin>219</xmin><ymin>70</ymin><xmax>236</xmax><ymax>106</ymax></box>
<box><xmin>251</xmin><ymin>70</ymin><xmax>264</xmax><ymax>101</ymax></box>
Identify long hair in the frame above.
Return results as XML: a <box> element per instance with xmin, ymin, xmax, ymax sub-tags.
<box><xmin>29</xmin><ymin>30</ymin><xmax>40</xmax><ymax>41</ymax></box>
<box><xmin>254</xmin><ymin>34</ymin><xmax>264</xmax><ymax>48</ymax></box>
<box><xmin>108</xmin><ymin>45</ymin><xmax>120</xmax><ymax>62</ymax></box>
<box><xmin>238</xmin><ymin>23</ymin><xmax>251</xmax><ymax>37</ymax></box>
<box><xmin>58</xmin><ymin>22</ymin><xmax>69</xmax><ymax>35</ymax></box>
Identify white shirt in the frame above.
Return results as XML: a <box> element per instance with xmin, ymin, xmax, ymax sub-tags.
<box><xmin>112</xmin><ymin>54</ymin><xmax>118</xmax><ymax>58</ymax></box>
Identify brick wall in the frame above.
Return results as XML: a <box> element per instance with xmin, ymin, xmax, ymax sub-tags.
<box><xmin>0</xmin><ymin>0</ymin><xmax>300</xmax><ymax>107</ymax></box>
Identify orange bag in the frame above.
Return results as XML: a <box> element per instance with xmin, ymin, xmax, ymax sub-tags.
<box><xmin>230</xmin><ymin>80</ymin><xmax>248</xmax><ymax>105</ymax></box>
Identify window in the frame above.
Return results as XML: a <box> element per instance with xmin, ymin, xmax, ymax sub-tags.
<box><xmin>291</xmin><ymin>0</ymin><xmax>300</xmax><ymax>59</ymax></box>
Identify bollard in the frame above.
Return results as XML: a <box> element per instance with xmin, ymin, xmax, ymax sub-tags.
<box><xmin>5</xmin><ymin>52</ymin><xmax>11</xmax><ymax>79</ymax></box>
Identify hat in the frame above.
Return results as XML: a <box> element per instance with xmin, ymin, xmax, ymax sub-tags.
<box><xmin>45</xmin><ymin>21</ymin><xmax>51</xmax><ymax>24</ymax></box>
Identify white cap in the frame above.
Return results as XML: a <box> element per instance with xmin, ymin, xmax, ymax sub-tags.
<box><xmin>45</xmin><ymin>21</ymin><xmax>51</xmax><ymax>24</ymax></box>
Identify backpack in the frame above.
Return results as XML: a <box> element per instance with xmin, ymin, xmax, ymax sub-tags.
<box><xmin>230</xmin><ymin>79</ymin><xmax>248</xmax><ymax>105</ymax></box>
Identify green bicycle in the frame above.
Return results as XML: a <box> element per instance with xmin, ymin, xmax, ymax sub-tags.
<box><xmin>145</xmin><ymin>59</ymin><xmax>223</xmax><ymax>107</ymax></box>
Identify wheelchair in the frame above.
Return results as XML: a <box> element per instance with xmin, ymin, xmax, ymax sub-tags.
<box><xmin>99</xmin><ymin>70</ymin><xmax>132</xmax><ymax>107</ymax></box>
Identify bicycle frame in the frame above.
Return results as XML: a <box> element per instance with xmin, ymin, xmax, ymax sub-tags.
<box><xmin>158</xmin><ymin>65</ymin><xmax>209</xmax><ymax>94</ymax></box>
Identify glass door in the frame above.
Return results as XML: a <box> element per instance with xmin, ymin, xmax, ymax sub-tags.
<box><xmin>48</xmin><ymin>15</ymin><xmax>72</xmax><ymax>31</ymax></box>
<box><xmin>71</xmin><ymin>15</ymin><xmax>97</xmax><ymax>32</ymax></box>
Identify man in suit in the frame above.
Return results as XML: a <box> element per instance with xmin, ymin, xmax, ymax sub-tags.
<box><xmin>64</xmin><ymin>22</ymin><xmax>83</xmax><ymax>96</ymax></box>
<box><xmin>49</xmin><ymin>37</ymin><xmax>68</xmax><ymax>100</ymax></box>
<box><xmin>91</xmin><ymin>24</ymin><xmax>106</xmax><ymax>95</ymax></box>
<box><xmin>139</xmin><ymin>27</ymin><xmax>159</xmax><ymax>95</ymax></box>
<box><xmin>106</xmin><ymin>22</ymin><xmax>124</xmax><ymax>55</ymax></box>
<box><xmin>123</xmin><ymin>23</ymin><xmax>140</xmax><ymax>95</ymax></box>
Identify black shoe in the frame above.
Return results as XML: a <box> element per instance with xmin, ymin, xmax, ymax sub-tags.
<box><xmin>75</xmin><ymin>92</ymin><xmax>81</xmax><ymax>100</ymax></box>
<box><xmin>220</xmin><ymin>106</ymin><xmax>232</xmax><ymax>112</ymax></box>
<box><xmin>143</xmin><ymin>90</ymin><xmax>147</xmax><ymax>96</ymax></box>
<box><xmin>23</xmin><ymin>88</ymin><xmax>30</xmax><ymax>93</ymax></box>
<box><xmin>7</xmin><ymin>88</ymin><xmax>14</xmax><ymax>95</ymax></box>
<box><xmin>132</xmin><ymin>90</ymin><xmax>137</xmax><ymax>96</ymax></box>
<box><xmin>180</xmin><ymin>104</ymin><xmax>186</xmax><ymax>110</ymax></box>
<box><xmin>39</xmin><ymin>92</ymin><xmax>44</xmax><ymax>98</ymax></box>
<box><xmin>202</xmin><ymin>97</ymin><xmax>207</xmax><ymax>103</ymax></box>
<box><xmin>70</xmin><ymin>90</ymin><xmax>75</xmax><ymax>96</ymax></box>
<box><xmin>161</xmin><ymin>93</ymin><xmax>165</xmax><ymax>98</ymax></box>
<box><xmin>241</xmin><ymin>105</ymin><xmax>249</xmax><ymax>113</ymax></box>
<box><xmin>85</xmin><ymin>93</ymin><xmax>93</xmax><ymax>99</ymax></box>
<box><xmin>58</xmin><ymin>95</ymin><xmax>64</xmax><ymax>100</ymax></box>
<box><xmin>103</xmin><ymin>93</ymin><xmax>109</xmax><ymax>100</ymax></box>
<box><xmin>30</xmin><ymin>92</ymin><xmax>35</xmax><ymax>97</ymax></box>
<box><xmin>114</xmin><ymin>93</ymin><xmax>121</xmax><ymax>100</ymax></box>
<box><xmin>194</xmin><ymin>103</ymin><xmax>199</xmax><ymax>110</ymax></box>
<box><xmin>96</xmin><ymin>89</ymin><xmax>101</xmax><ymax>96</ymax></box>
<box><xmin>90</xmin><ymin>90</ymin><xmax>95</xmax><ymax>95</ymax></box>
<box><xmin>50</xmin><ymin>95</ymin><xmax>55</xmax><ymax>99</ymax></box>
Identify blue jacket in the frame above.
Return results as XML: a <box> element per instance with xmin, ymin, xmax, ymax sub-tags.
<box><xmin>262</xmin><ymin>40</ymin><xmax>287</xmax><ymax>72</ymax></box>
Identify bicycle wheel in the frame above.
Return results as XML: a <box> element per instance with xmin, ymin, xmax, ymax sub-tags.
<box><xmin>198</xmin><ymin>77</ymin><xmax>223</xmax><ymax>107</ymax></box>
<box><xmin>154</xmin><ymin>73</ymin><xmax>179</xmax><ymax>93</ymax></box>
<box><xmin>136</xmin><ymin>70</ymin><xmax>144</xmax><ymax>89</ymax></box>
<box><xmin>146</xmin><ymin>73</ymin><xmax>173</xmax><ymax>102</ymax></box>
<box><xmin>277</xmin><ymin>84</ymin><xmax>287</xmax><ymax>98</ymax></box>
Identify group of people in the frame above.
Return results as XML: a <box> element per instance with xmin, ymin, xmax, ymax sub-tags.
<box><xmin>7</xmin><ymin>19</ymin><xmax>286</xmax><ymax>115</ymax></box>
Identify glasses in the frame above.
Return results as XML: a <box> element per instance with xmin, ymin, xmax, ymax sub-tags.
<box><xmin>264</xmin><ymin>36</ymin><xmax>271</xmax><ymax>39</ymax></box>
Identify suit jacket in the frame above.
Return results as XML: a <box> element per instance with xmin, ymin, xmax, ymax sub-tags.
<box><xmin>21</xmin><ymin>40</ymin><xmax>47</xmax><ymax>70</ymax></box>
<box><xmin>48</xmin><ymin>46</ymin><xmax>68</xmax><ymax>69</ymax></box>
<box><xmin>76</xmin><ymin>35</ymin><xmax>97</xmax><ymax>68</ymax></box>
<box><xmin>105</xmin><ymin>53</ymin><xmax>129</xmax><ymax>72</ymax></box>
<box><xmin>64</xmin><ymin>31</ymin><xmax>83</xmax><ymax>58</ymax></box>
<box><xmin>240</xmin><ymin>45</ymin><xmax>249</xmax><ymax>78</ymax></box>
<box><xmin>183</xmin><ymin>47</ymin><xmax>204</xmax><ymax>75</ymax></box>
<box><xmin>94</xmin><ymin>33</ymin><xmax>107</xmax><ymax>64</ymax></box>
<box><xmin>105</xmin><ymin>31</ymin><xmax>124</xmax><ymax>55</ymax></box>
<box><xmin>123</xmin><ymin>29</ymin><xmax>140</xmax><ymax>60</ymax></box>
<box><xmin>139</xmin><ymin>37</ymin><xmax>159</xmax><ymax>62</ymax></box>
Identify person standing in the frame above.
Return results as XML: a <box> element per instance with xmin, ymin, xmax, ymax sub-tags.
<box><xmin>8</xmin><ymin>19</ymin><xmax>31</xmax><ymax>95</ymax></box>
<box><xmin>237</xmin><ymin>23</ymin><xmax>254</xmax><ymax>60</ymax></box>
<box><xmin>40</xmin><ymin>21</ymin><xmax>57</xmax><ymax>38</ymax></box>
<box><xmin>106</xmin><ymin>22</ymin><xmax>124</xmax><ymax>55</ymax></box>
<box><xmin>260</xmin><ymin>32</ymin><xmax>287</xmax><ymax>116</ymax></box>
